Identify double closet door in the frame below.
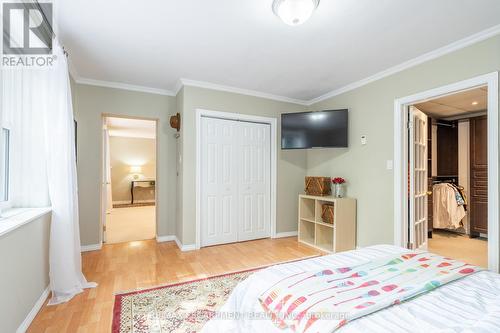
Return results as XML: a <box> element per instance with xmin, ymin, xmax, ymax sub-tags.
<box><xmin>201</xmin><ymin>116</ymin><xmax>271</xmax><ymax>247</ymax></box>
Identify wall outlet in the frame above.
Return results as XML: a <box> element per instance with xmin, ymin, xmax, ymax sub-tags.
<box><xmin>386</xmin><ymin>160</ymin><xmax>393</xmax><ymax>170</ymax></box>
<box><xmin>361</xmin><ymin>135</ymin><xmax>367</xmax><ymax>145</ymax></box>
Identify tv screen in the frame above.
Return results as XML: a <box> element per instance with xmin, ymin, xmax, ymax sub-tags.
<box><xmin>281</xmin><ymin>109</ymin><xmax>348</xmax><ymax>149</ymax></box>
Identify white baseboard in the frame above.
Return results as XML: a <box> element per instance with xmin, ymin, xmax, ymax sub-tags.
<box><xmin>156</xmin><ymin>234</ymin><xmax>196</xmax><ymax>251</ymax></box>
<box><xmin>174</xmin><ymin>236</ymin><xmax>196</xmax><ymax>251</ymax></box>
<box><xmin>16</xmin><ymin>286</ymin><xmax>50</xmax><ymax>333</ymax></box>
<box><xmin>179</xmin><ymin>242</ymin><xmax>197</xmax><ymax>251</ymax></box>
<box><xmin>274</xmin><ymin>231</ymin><xmax>298</xmax><ymax>238</ymax></box>
<box><xmin>156</xmin><ymin>235</ymin><xmax>175</xmax><ymax>243</ymax></box>
<box><xmin>81</xmin><ymin>243</ymin><xmax>102</xmax><ymax>252</ymax></box>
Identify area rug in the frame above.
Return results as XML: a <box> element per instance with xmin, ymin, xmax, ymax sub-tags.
<box><xmin>112</xmin><ymin>256</ymin><xmax>320</xmax><ymax>333</ymax></box>
<box><xmin>113</xmin><ymin>202</ymin><xmax>155</xmax><ymax>208</ymax></box>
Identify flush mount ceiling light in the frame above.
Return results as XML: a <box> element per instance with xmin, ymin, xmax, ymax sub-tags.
<box><xmin>272</xmin><ymin>0</ymin><xmax>320</xmax><ymax>26</ymax></box>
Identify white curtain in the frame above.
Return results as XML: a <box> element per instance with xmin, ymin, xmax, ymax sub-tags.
<box><xmin>3</xmin><ymin>40</ymin><xmax>97</xmax><ymax>305</ymax></box>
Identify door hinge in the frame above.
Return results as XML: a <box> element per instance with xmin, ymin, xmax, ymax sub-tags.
<box><xmin>103</xmin><ymin>225</ymin><xmax>106</xmax><ymax>232</ymax></box>
<box><xmin>407</xmin><ymin>121</ymin><xmax>413</xmax><ymax>130</ymax></box>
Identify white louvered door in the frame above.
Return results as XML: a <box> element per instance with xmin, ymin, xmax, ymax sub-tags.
<box><xmin>201</xmin><ymin>117</ymin><xmax>271</xmax><ymax>247</ymax></box>
<box><xmin>409</xmin><ymin>106</ymin><xmax>428</xmax><ymax>250</ymax></box>
<box><xmin>238</xmin><ymin>121</ymin><xmax>271</xmax><ymax>241</ymax></box>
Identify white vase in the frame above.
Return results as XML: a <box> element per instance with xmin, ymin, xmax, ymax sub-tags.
<box><xmin>334</xmin><ymin>184</ymin><xmax>345</xmax><ymax>198</ymax></box>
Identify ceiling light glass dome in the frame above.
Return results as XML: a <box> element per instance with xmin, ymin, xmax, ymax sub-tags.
<box><xmin>272</xmin><ymin>0</ymin><xmax>320</xmax><ymax>26</ymax></box>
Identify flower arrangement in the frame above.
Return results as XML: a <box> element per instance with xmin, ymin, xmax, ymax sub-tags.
<box><xmin>332</xmin><ymin>177</ymin><xmax>346</xmax><ymax>184</ymax></box>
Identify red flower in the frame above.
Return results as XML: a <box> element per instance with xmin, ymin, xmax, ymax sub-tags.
<box><xmin>332</xmin><ymin>177</ymin><xmax>345</xmax><ymax>184</ymax></box>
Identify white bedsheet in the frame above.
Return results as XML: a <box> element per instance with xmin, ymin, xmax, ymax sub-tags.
<box><xmin>202</xmin><ymin>245</ymin><xmax>500</xmax><ymax>333</ymax></box>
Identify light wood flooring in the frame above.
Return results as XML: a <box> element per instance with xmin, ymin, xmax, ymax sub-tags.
<box><xmin>28</xmin><ymin>237</ymin><xmax>323</xmax><ymax>333</ymax></box>
<box><xmin>106</xmin><ymin>206</ymin><xmax>156</xmax><ymax>244</ymax></box>
<box><xmin>428</xmin><ymin>229</ymin><xmax>488</xmax><ymax>267</ymax></box>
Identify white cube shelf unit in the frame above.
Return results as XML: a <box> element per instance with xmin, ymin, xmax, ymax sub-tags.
<box><xmin>298</xmin><ymin>194</ymin><xmax>356</xmax><ymax>253</ymax></box>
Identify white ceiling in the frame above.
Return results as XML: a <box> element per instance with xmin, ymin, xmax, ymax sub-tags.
<box><xmin>58</xmin><ymin>0</ymin><xmax>500</xmax><ymax>102</ymax></box>
<box><xmin>415</xmin><ymin>87</ymin><xmax>487</xmax><ymax>119</ymax></box>
<box><xmin>106</xmin><ymin>117</ymin><xmax>156</xmax><ymax>139</ymax></box>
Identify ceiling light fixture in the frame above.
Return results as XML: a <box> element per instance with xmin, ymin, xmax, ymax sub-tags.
<box><xmin>472</xmin><ymin>101</ymin><xmax>479</xmax><ymax>106</ymax></box>
<box><xmin>272</xmin><ymin>0</ymin><xmax>320</xmax><ymax>26</ymax></box>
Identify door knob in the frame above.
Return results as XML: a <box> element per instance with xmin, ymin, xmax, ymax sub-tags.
<box><xmin>427</xmin><ymin>191</ymin><xmax>432</xmax><ymax>196</ymax></box>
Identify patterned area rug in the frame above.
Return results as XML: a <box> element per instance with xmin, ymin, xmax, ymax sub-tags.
<box><xmin>112</xmin><ymin>256</ymin><xmax>320</xmax><ymax>333</ymax></box>
<box><xmin>112</xmin><ymin>268</ymin><xmax>259</xmax><ymax>333</ymax></box>
<box><xmin>113</xmin><ymin>202</ymin><xmax>155</xmax><ymax>208</ymax></box>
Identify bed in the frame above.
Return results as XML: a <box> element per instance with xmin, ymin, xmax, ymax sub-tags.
<box><xmin>202</xmin><ymin>245</ymin><xmax>500</xmax><ymax>332</ymax></box>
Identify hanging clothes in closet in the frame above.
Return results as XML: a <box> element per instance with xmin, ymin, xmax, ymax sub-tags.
<box><xmin>433</xmin><ymin>183</ymin><xmax>467</xmax><ymax>229</ymax></box>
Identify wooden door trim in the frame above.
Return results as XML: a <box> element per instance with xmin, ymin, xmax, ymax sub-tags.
<box><xmin>470</xmin><ymin>115</ymin><xmax>488</xmax><ymax>235</ymax></box>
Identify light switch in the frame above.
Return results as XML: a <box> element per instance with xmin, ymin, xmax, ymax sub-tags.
<box><xmin>386</xmin><ymin>160</ymin><xmax>393</xmax><ymax>170</ymax></box>
<box><xmin>361</xmin><ymin>135</ymin><xmax>367</xmax><ymax>145</ymax></box>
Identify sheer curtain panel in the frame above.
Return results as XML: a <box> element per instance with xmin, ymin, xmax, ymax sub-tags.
<box><xmin>2</xmin><ymin>40</ymin><xmax>97</xmax><ymax>305</ymax></box>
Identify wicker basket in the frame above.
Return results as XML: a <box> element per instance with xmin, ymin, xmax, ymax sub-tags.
<box><xmin>321</xmin><ymin>204</ymin><xmax>335</xmax><ymax>224</ymax></box>
<box><xmin>305</xmin><ymin>177</ymin><xmax>331</xmax><ymax>196</ymax></box>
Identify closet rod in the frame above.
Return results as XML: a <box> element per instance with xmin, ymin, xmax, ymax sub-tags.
<box><xmin>435</xmin><ymin>122</ymin><xmax>456</xmax><ymax>128</ymax></box>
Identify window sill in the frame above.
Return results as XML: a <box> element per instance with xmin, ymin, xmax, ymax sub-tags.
<box><xmin>0</xmin><ymin>207</ymin><xmax>52</xmax><ymax>237</ymax></box>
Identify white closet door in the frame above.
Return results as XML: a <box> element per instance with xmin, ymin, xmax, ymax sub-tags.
<box><xmin>200</xmin><ymin>117</ymin><xmax>239</xmax><ymax>246</ymax></box>
<box><xmin>238</xmin><ymin>121</ymin><xmax>271</xmax><ymax>241</ymax></box>
<box><xmin>409</xmin><ymin>106</ymin><xmax>428</xmax><ymax>250</ymax></box>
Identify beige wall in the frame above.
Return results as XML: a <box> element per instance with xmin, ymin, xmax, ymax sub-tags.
<box><xmin>72</xmin><ymin>35</ymin><xmax>500</xmax><ymax>249</ymax></box>
<box><xmin>109</xmin><ymin>136</ymin><xmax>156</xmax><ymax>203</ymax></box>
<box><xmin>178</xmin><ymin>86</ymin><xmax>307</xmax><ymax>245</ymax></box>
<box><xmin>0</xmin><ymin>213</ymin><xmax>51</xmax><ymax>332</ymax></box>
<box><xmin>73</xmin><ymin>84</ymin><xmax>177</xmax><ymax>246</ymax></box>
<box><xmin>306</xmin><ymin>35</ymin><xmax>500</xmax><ymax>247</ymax></box>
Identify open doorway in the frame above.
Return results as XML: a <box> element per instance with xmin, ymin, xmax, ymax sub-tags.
<box><xmin>394</xmin><ymin>72</ymin><xmax>498</xmax><ymax>272</ymax></box>
<box><xmin>410</xmin><ymin>87</ymin><xmax>488</xmax><ymax>267</ymax></box>
<box><xmin>102</xmin><ymin>116</ymin><xmax>157</xmax><ymax>244</ymax></box>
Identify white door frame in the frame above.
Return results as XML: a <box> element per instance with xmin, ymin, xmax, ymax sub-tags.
<box><xmin>195</xmin><ymin>109</ymin><xmax>277</xmax><ymax>250</ymax></box>
<box><xmin>394</xmin><ymin>72</ymin><xmax>499</xmax><ymax>272</ymax></box>
<box><xmin>99</xmin><ymin>114</ymin><xmax>159</xmax><ymax>246</ymax></box>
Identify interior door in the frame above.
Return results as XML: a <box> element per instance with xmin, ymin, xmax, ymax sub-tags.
<box><xmin>104</xmin><ymin>128</ymin><xmax>113</xmax><ymax>213</ymax></box>
<box><xmin>237</xmin><ymin>121</ymin><xmax>271</xmax><ymax>241</ymax></box>
<box><xmin>201</xmin><ymin>117</ymin><xmax>239</xmax><ymax>246</ymax></box>
<box><xmin>101</xmin><ymin>126</ymin><xmax>110</xmax><ymax>243</ymax></box>
<box><xmin>409</xmin><ymin>106</ymin><xmax>428</xmax><ymax>250</ymax></box>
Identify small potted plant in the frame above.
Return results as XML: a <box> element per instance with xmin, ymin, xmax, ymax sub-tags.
<box><xmin>332</xmin><ymin>177</ymin><xmax>346</xmax><ymax>198</ymax></box>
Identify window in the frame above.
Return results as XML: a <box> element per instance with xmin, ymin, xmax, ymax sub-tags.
<box><xmin>0</xmin><ymin>127</ymin><xmax>10</xmax><ymax>205</ymax></box>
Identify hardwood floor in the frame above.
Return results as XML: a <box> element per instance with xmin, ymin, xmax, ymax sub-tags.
<box><xmin>106</xmin><ymin>206</ymin><xmax>156</xmax><ymax>244</ymax></box>
<box><xmin>28</xmin><ymin>237</ymin><xmax>322</xmax><ymax>332</ymax></box>
<box><xmin>428</xmin><ymin>229</ymin><xmax>488</xmax><ymax>267</ymax></box>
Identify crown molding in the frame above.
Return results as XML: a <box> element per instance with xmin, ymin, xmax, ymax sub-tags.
<box><xmin>68</xmin><ymin>24</ymin><xmax>500</xmax><ymax>106</ymax></box>
<box><xmin>67</xmin><ymin>57</ymin><xmax>80</xmax><ymax>82</ymax></box>
<box><xmin>179</xmin><ymin>78</ymin><xmax>310</xmax><ymax>105</ymax></box>
<box><xmin>308</xmin><ymin>24</ymin><xmax>500</xmax><ymax>105</ymax></box>
<box><xmin>173</xmin><ymin>79</ymin><xmax>184</xmax><ymax>95</ymax></box>
<box><xmin>71</xmin><ymin>75</ymin><xmax>308</xmax><ymax>104</ymax></box>
<box><xmin>74</xmin><ymin>77</ymin><xmax>176</xmax><ymax>96</ymax></box>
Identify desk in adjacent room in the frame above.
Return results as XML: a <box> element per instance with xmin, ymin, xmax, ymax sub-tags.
<box><xmin>130</xmin><ymin>180</ymin><xmax>155</xmax><ymax>204</ymax></box>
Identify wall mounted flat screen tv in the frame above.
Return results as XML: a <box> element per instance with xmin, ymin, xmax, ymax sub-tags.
<box><xmin>281</xmin><ymin>109</ymin><xmax>348</xmax><ymax>149</ymax></box>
